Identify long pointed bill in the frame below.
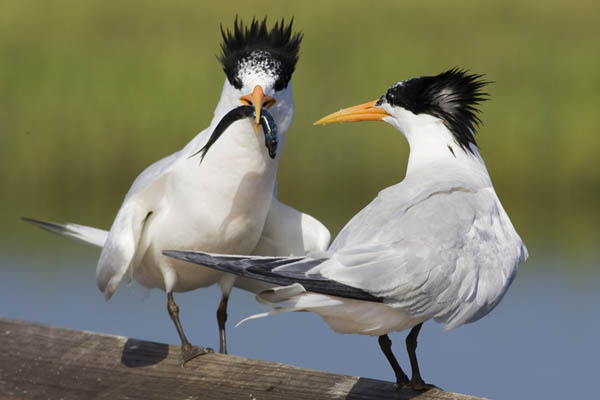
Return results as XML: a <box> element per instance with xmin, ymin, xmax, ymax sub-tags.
<box><xmin>240</xmin><ymin>85</ymin><xmax>276</xmax><ymax>130</ymax></box>
<box><xmin>314</xmin><ymin>99</ymin><xmax>390</xmax><ymax>125</ymax></box>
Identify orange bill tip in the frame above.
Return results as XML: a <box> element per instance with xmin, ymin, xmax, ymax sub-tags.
<box><xmin>314</xmin><ymin>100</ymin><xmax>390</xmax><ymax>125</ymax></box>
<box><xmin>240</xmin><ymin>85</ymin><xmax>276</xmax><ymax>128</ymax></box>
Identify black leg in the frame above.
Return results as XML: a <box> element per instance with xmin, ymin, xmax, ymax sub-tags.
<box><xmin>216</xmin><ymin>293</ymin><xmax>229</xmax><ymax>354</ymax></box>
<box><xmin>167</xmin><ymin>292</ymin><xmax>212</xmax><ymax>366</ymax></box>
<box><xmin>378</xmin><ymin>334</ymin><xmax>409</xmax><ymax>387</ymax></box>
<box><xmin>405</xmin><ymin>323</ymin><xmax>434</xmax><ymax>391</ymax></box>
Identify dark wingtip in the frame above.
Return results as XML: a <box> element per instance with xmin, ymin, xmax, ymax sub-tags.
<box><xmin>21</xmin><ymin>217</ymin><xmax>69</xmax><ymax>236</ymax></box>
<box><xmin>22</xmin><ymin>216</ymin><xmax>50</xmax><ymax>228</ymax></box>
<box><xmin>162</xmin><ymin>249</ymin><xmax>189</xmax><ymax>261</ymax></box>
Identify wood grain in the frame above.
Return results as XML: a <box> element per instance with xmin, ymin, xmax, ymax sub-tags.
<box><xmin>0</xmin><ymin>318</ymin><xmax>486</xmax><ymax>400</ymax></box>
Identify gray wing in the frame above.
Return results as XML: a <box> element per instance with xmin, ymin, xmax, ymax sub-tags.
<box><xmin>252</xmin><ymin>197</ymin><xmax>331</xmax><ymax>257</ymax></box>
<box><xmin>331</xmin><ymin>169</ymin><xmax>477</xmax><ymax>250</ymax></box>
<box><xmin>163</xmin><ymin>250</ymin><xmax>380</xmax><ymax>302</ymax></box>
<box><xmin>319</xmin><ymin>186</ymin><xmax>527</xmax><ymax>329</ymax></box>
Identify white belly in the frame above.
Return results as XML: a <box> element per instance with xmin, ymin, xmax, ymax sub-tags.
<box><xmin>313</xmin><ymin>299</ymin><xmax>428</xmax><ymax>336</ymax></box>
<box><xmin>257</xmin><ymin>290</ymin><xmax>428</xmax><ymax>336</ymax></box>
<box><xmin>132</xmin><ymin>135</ymin><xmax>278</xmax><ymax>293</ymax></box>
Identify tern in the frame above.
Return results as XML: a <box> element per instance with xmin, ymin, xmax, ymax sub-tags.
<box><xmin>164</xmin><ymin>69</ymin><xmax>528</xmax><ymax>388</ymax></box>
<box><xmin>24</xmin><ymin>17</ymin><xmax>330</xmax><ymax>364</ymax></box>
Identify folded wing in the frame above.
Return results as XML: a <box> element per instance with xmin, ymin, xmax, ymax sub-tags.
<box><xmin>253</xmin><ymin>197</ymin><xmax>331</xmax><ymax>256</ymax></box>
<box><xmin>319</xmin><ymin>186</ymin><xmax>527</xmax><ymax>329</ymax></box>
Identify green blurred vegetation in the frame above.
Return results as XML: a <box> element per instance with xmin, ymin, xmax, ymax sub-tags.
<box><xmin>2</xmin><ymin>1</ymin><xmax>599</xmax><ymax>262</ymax></box>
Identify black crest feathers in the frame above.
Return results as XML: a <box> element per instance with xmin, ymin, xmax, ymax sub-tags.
<box><xmin>219</xmin><ymin>17</ymin><xmax>303</xmax><ymax>91</ymax></box>
<box><xmin>382</xmin><ymin>68</ymin><xmax>490</xmax><ymax>152</ymax></box>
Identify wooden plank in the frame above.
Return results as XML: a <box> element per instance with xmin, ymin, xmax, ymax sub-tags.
<box><xmin>0</xmin><ymin>318</ymin><xmax>486</xmax><ymax>400</ymax></box>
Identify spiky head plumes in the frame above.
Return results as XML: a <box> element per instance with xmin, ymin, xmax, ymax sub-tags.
<box><xmin>380</xmin><ymin>68</ymin><xmax>489</xmax><ymax>151</ymax></box>
<box><xmin>219</xmin><ymin>17</ymin><xmax>302</xmax><ymax>91</ymax></box>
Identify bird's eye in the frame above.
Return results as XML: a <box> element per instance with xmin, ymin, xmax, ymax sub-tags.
<box><xmin>385</xmin><ymin>85</ymin><xmax>405</xmax><ymax>106</ymax></box>
<box><xmin>386</xmin><ymin>91</ymin><xmax>396</xmax><ymax>104</ymax></box>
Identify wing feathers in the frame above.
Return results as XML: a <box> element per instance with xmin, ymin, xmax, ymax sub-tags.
<box><xmin>96</xmin><ymin>202</ymin><xmax>148</xmax><ymax>300</ymax></box>
<box><xmin>252</xmin><ymin>198</ymin><xmax>331</xmax><ymax>256</ymax></box>
<box><xmin>163</xmin><ymin>250</ymin><xmax>382</xmax><ymax>302</ymax></box>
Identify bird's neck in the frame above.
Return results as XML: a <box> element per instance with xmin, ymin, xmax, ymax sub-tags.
<box><xmin>402</xmin><ymin>119</ymin><xmax>490</xmax><ymax>181</ymax></box>
<box><xmin>211</xmin><ymin>89</ymin><xmax>242</xmax><ymax>127</ymax></box>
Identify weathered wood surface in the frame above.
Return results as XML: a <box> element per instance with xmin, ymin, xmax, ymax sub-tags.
<box><xmin>0</xmin><ymin>318</ymin><xmax>486</xmax><ymax>400</ymax></box>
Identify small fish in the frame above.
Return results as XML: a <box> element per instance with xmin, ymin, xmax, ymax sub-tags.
<box><xmin>191</xmin><ymin>105</ymin><xmax>278</xmax><ymax>163</ymax></box>
<box><xmin>258</xmin><ymin>109</ymin><xmax>278</xmax><ymax>159</ymax></box>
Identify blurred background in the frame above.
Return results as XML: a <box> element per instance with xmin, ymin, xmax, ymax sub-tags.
<box><xmin>1</xmin><ymin>1</ymin><xmax>599</xmax><ymax>399</ymax></box>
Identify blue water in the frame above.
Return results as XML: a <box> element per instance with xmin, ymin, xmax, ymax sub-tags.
<box><xmin>1</xmin><ymin>240</ymin><xmax>598</xmax><ymax>400</ymax></box>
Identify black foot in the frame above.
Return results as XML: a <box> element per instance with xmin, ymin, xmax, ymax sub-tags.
<box><xmin>405</xmin><ymin>378</ymin><xmax>436</xmax><ymax>392</ymax></box>
<box><xmin>180</xmin><ymin>344</ymin><xmax>214</xmax><ymax>366</ymax></box>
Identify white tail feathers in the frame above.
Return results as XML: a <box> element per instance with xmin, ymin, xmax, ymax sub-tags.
<box><xmin>238</xmin><ymin>282</ymin><xmax>425</xmax><ymax>336</ymax></box>
<box><xmin>22</xmin><ymin>217</ymin><xmax>108</xmax><ymax>248</ymax></box>
<box><xmin>257</xmin><ymin>282</ymin><xmax>306</xmax><ymax>303</ymax></box>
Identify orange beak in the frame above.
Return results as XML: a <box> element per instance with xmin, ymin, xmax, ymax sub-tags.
<box><xmin>314</xmin><ymin>99</ymin><xmax>390</xmax><ymax>125</ymax></box>
<box><xmin>240</xmin><ymin>85</ymin><xmax>276</xmax><ymax>130</ymax></box>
